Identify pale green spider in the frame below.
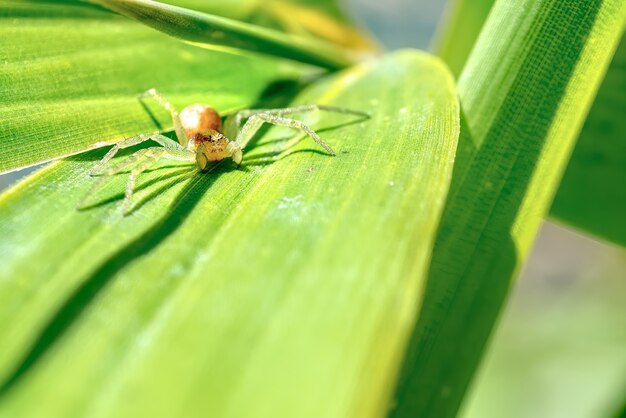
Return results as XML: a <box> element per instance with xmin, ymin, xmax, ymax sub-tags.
<box><xmin>79</xmin><ymin>88</ymin><xmax>367</xmax><ymax>214</ymax></box>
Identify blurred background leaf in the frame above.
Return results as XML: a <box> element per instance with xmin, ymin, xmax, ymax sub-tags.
<box><xmin>0</xmin><ymin>50</ymin><xmax>459</xmax><ymax>418</ymax></box>
<box><xmin>614</xmin><ymin>397</ymin><xmax>626</xmax><ymax>418</ymax></box>
<box><xmin>390</xmin><ymin>1</ymin><xmax>626</xmax><ymax>418</ymax></box>
<box><xmin>431</xmin><ymin>0</ymin><xmax>493</xmax><ymax>77</ymax></box>
<box><xmin>0</xmin><ymin>0</ymin><xmax>308</xmax><ymax>173</ymax></box>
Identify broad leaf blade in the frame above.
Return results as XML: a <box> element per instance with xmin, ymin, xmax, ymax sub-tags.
<box><xmin>391</xmin><ymin>1</ymin><xmax>626</xmax><ymax>418</ymax></box>
<box><xmin>0</xmin><ymin>0</ymin><xmax>303</xmax><ymax>173</ymax></box>
<box><xmin>0</xmin><ymin>50</ymin><xmax>459</xmax><ymax>418</ymax></box>
<box><xmin>93</xmin><ymin>0</ymin><xmax>364</xmax><ymax>70</ymax></box>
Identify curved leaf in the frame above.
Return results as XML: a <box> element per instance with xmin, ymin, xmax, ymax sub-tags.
<box><xmin>0</xmin><ymin>50</ymin><xmax>459</xmax><ymax>418</ymax></box>
<box><xmin>0</xmin><ymin>0</ymin><xmax>305</xmax><ymax>173</ymax></box>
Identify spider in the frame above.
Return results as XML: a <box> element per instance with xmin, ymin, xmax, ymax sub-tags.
<box><xmin>79</xmin><ymin>88</ymin><xmax>368</xmax><ymax>214</ymax></box>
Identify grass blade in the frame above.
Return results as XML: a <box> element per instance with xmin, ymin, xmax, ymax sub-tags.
<box><xmin>0</xmin><ymin>50</ymin><xmax>459</xmax><ymax>418</ymax></box>
<box><xmin>390</xmin><ymin>1</ymin><xmax>626</xmax><ymax>417</ymax></box>
<box><xmin>160</xmin><ymin>0</ymin><xmax>378</xmax><ymax>51</ymax></box>
<box><xmin>93</xmin><ymin>0</ymin><xmax>367</xmax><ymax>70</ymax></box>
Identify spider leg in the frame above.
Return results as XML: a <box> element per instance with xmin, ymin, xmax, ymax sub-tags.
<box><xmin>139</xmin><ymin>88</ymin><xmax>189</xmax><ymax>148</ymax></box>
<box><xmin>223</xmin><ymin>104</ymin><xmax>368</xmax><ymax>139</ymax></box>
<box><xmin>90</xmin><ymin>133</ymin><xmax>183</xmax><ymax>176</ymax></box>
<box><xmin>80</xmin><ymin>148</ymin><xmax>154</xmax><ymax>209</ymax></box>
<box><xmin>78</xmin><ymin>147</ymin><xmax>195</xmax><ymax>212</ymax></box>
<box><xmin>123</xmin><ymin>148</ymin><xmax>166</xmax><ymax>214</ymax></box>
<box><xmin>234</xmin><ymin>113</ymin><xmax>335</xmax><ymax>155</ymax></box>
<box><xmin>123</xmin><ymin>148</ymin><xmax>196</xmax><ymax>214</ymax></box>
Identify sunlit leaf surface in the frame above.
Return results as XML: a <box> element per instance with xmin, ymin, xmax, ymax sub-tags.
<box><xmin>0</xmin><ymin>50</ymin><xmax>459</xmax><ymax>418</ymax></box>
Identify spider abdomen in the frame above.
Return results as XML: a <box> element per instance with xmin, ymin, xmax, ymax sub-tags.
<box><xmin>180</xmin><ymin>104</ymin><xmax>222</xmax><ymax>138</ymax></box>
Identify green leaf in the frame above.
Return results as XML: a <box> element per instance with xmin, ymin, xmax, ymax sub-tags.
<box><xmin>0</xmin><ymin>0</ymin><xmax>304</xmax><ymax>173</ymax></box>
<box><xmin>161</xmin><ymin>0</ymin><xmax>350</xmax><ymax>24</ymax></box>
<box><xmin>93</xmin><ymin>0</ymin><xmax>364</xmax><ymax>69</ymax></box>
<box><xmin>0</xmin><ymin>50</ymin><xmax>459</xmax><ymax>418</ymax></box>
<box><xmin>160</xmin><ymin>0</ymin><xmax>378</xmax><ymax>51</ymax></box>
<box><xmin>432</xmin><ymin>0</ymin><xmax>494</xmax><ymax>77</ymax></box>
<box><xmin>390</xmin><ymin>1</ymin><xmax>626</xmax><ymax>418</ymax></box>
<box><xmin>435</xmin><ymin>0</ymin><xmax>626</xmax><ymax>246</ymax></box>
<box><xmin>550</xmin><ymin>35</ymin><xmax>626</xmax><ymax>246</ymax></box>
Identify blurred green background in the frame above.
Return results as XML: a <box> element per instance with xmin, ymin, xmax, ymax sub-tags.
<box><xmin>1</xmin><ymin>1</ymin><xmax>624</xmax><ymax>416</ymax></box>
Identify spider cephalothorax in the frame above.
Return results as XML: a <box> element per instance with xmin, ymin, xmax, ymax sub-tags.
<box><xmin>80</xmin><ymin>88</ymin><xmax>367</xmax><ymax>214</ymax></box>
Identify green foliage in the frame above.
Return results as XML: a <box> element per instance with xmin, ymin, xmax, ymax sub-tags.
<box><xmin>0</xmin><ymin>49</ymin><xmax>459</xmax><ymax>417</ymax></box>
<box><xmin>161</xmin><ymin>0</ymin><xmax>349</xmax><ymax>23</ymax></box>
<box><xmin>390</xmin><ymin>1</ymin><xmax>625</xmax><ymax>417</ymax></box>
<box><xmin>0</xmin><ymin>0</ymin><xmax>303</xmax><ymax>173</ymax></box>
<box><xmin>435</xmin><ymin>0</ymin><xmax>626</xmax><ymax>246</ymax></box>
<box><xmin>93</xmin><ymin>0</ymin><xmax>362</xmax><ymax>69</ymax></box>
<box><xmin>0</xmin><ymin>0</ymin><xmax>623</xmax><ymax>417</ymax></box>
